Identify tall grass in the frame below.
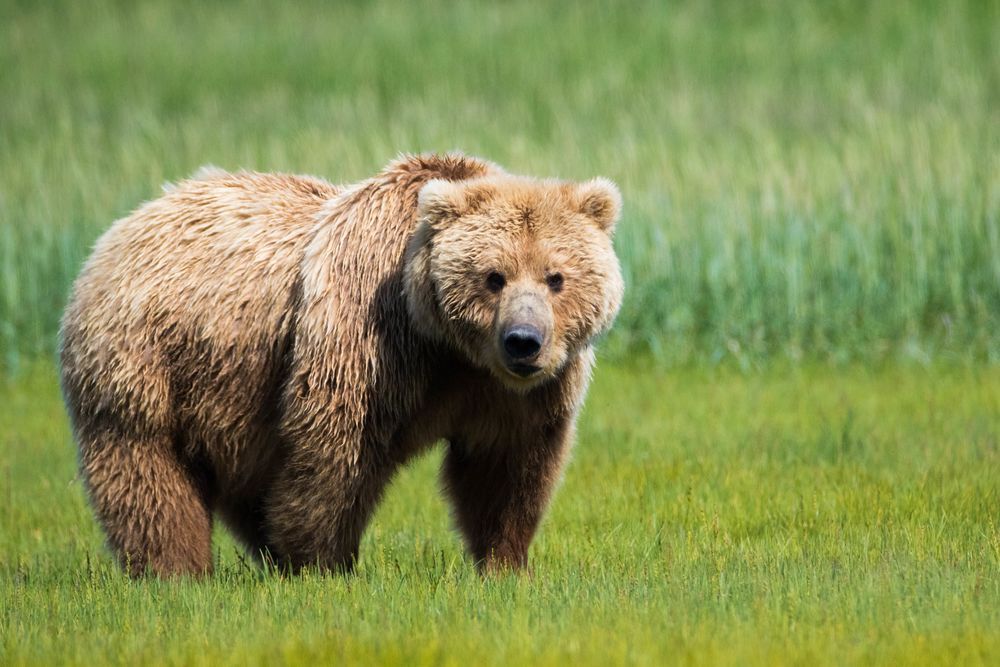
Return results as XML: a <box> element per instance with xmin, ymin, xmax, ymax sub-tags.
<box><xmin>1</xmin><ymin>0</ymin><xmax>998</xmax><ymax>369</ymax></box>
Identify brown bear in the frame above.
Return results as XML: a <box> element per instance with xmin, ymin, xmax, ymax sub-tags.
<box><xmin>59</xmin><ymin>153</ymin><xmax>623</xmax><ymax>577</ymax></box>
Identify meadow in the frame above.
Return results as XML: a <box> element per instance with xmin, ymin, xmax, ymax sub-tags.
<box><xmin>1</xmin><ymin>0</ymin><xmax>999</xmax><ymax>664</ymax></box>
<box><xmin>3</xmin><ymin>363</ymin><xmax>999</xmax><ymax>665</ymax></box>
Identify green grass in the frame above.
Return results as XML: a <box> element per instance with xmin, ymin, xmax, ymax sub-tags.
<box><xmin>2</xmin><ymin>2</ymin><xmax>1000</xmax><ymax>664</ymax></box>
<box><xmin>1</xmin><ymin>0</ymin><xmax>999</xmax><ymax>369</ymax></box>
<box><xmin>2</xmin><ymin>362</ymin><xmax>999</xmax><ymax>664</ymax></box>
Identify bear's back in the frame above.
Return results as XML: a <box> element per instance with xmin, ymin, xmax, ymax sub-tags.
<box><xmin>60</xmin><ymin>170</ymin><xmax>340</xmax><ymax>459</ymax></box>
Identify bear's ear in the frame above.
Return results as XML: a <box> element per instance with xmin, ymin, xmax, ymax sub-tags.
<box><xmin>417</xmin><ymin>179</ymin><xmax>466</xmax><ymax>230</ymax></box>
<box><xmin>574</xmin><ymin>177</ymin><xmax>622</xmax><ymax>234</ymax></box>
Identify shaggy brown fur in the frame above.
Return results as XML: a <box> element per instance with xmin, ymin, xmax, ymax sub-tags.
<box><xmin>60</xmin><ymin>153</ymin><xmax>623</xmax><ymax>577</ymax></box>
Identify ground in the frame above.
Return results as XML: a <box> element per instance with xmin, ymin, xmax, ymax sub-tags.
<box><xmin>2</xmin><ymin>361</ymin><xmax>997</xmax><ymax>665</ymax></box>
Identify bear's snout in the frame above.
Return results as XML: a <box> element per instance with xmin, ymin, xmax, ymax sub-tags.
<box><xmin>497</xmin><ymin>287</ymin><xmax>552</xmax><ymax>378</ymax></box>
<box><xmin>503</xmin><ymin>324</ymin><xmax>543</xmax><ymax>364</ymax></box>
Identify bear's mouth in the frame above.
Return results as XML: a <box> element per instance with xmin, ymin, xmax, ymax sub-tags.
<box><xmin>507</xmin><ymin>362</ymin><xmax>542</xmax><ymax>378</ymax></box>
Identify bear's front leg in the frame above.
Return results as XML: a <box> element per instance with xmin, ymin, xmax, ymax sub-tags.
<box><xmin>442</xmin><ymin>420</ymin><xmax>573</xmax><ymax>573</ymax></box>
<box><xmin>264</xmin><ymin>442</ymin><xmax>394</xmax><ymax>573</ymax></box>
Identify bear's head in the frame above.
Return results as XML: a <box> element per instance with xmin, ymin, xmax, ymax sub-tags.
<box><xmin>404</xmin><ymin>174</ymin><xmax>624</xmax><ymax>391</ymax></box>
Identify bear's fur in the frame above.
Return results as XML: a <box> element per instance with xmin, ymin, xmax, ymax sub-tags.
<box><xmin>60</xmin><ymin>153</ymin><xmax>623</xmax><ymax>576</ymax></box>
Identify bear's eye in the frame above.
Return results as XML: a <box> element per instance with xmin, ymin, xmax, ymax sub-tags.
<box><xmin>485</xmin><ymin>271</ymin><xmax>506</xmax><ymax>293</ymax></box>
<box><xmin>546</xmin><ymin>273</ymin><xmax>564</xmax><ymax>293</ymax></box>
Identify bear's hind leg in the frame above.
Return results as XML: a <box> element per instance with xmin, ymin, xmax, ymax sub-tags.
<box><xmin>79</xmin><ymin>428</ymin><xmax>213</xmax><ymax>577</ymax></box>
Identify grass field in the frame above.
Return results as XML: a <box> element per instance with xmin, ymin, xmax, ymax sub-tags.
<box><xmin>2</xmin><ymin>362</ymin><xmax>999</xmax><ymax>665</ymax></box>
<box><xmin>2</xmin><ymin>1</ymin><xmax>1000</xmax><ymax>665</ymax></box>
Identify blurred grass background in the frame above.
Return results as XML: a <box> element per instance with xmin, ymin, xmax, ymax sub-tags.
<box><xmin>1</xmin><ymin>0</ymin><xmax>998</xmax><ymax>370</ymax></box>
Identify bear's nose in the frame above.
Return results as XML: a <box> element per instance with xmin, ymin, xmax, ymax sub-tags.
<box><xmin>503</xmin><ymin>324</ymin><xmax>543</xmax><ymax>360</ymax></box>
